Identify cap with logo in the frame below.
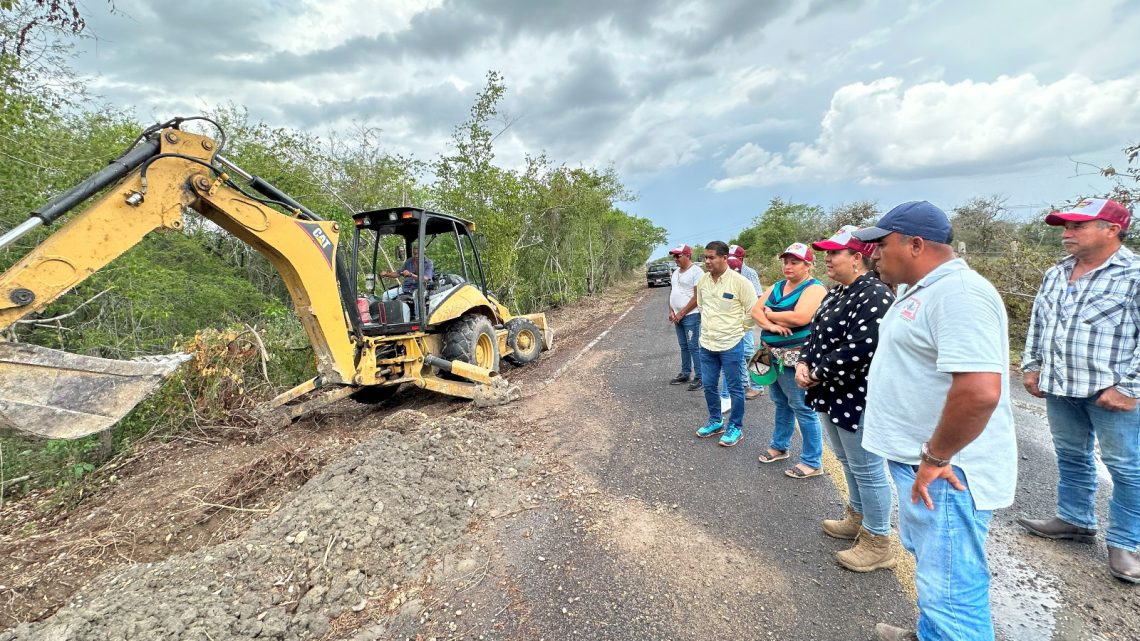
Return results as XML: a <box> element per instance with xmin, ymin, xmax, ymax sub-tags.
<box><xmin>811</xmin><ymin>225</ymin><xmax>875</xmax><ymax>257</ymax></box>
<box><xmin>668</xmin><ymin>244</ymin><xmax>692</xmax><ymax>257</ymax></box>
<box><xmin>779</xmin><ymin>242</ymin><xmax>814</xmax><ymax>263</ymax></box>
<box><xmin>1044</xmin><ymin>198</ymin><xmax>1131</xmax><ymax>231</ymax></box>
<box><xmin>748</xmin><ymin>351</ymin><xmax>779</xmax><ymax>386</ymax></box>
<box><xmin>727</xmin><ymin>244</ymin><xmax>746</xmax><ymax>270</ymax></box>
<box><xmin>851</xmin><ymin>201</ymin><xmax>953</xmax><ymax>244</ymax></box>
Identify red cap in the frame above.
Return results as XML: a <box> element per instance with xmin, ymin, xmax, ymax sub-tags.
<box><xmin>728</xmin><ymin>244</ymin><xmax>746</xmax><ymax>259</ymax></box>
<box><xmin>668</xmin><ymin>244</ymin><xmax>692</xmax><ymax>257</ymax></box>
<box><xmin>779</xmin><ymin>242</ymin><xmax>814</xmax><ymax>263</ymax></box>
<box><xmin>811</xmin><ymin>225</ymin><xmax>876</xmax><ymax>257</ymax></box>
<box><xmin>1045</xmin><ymin>198</ymin><xmax>1131</xmax><ymax>231</ymax></box>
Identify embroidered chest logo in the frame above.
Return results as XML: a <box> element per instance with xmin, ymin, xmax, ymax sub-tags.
<box><xmin>900</xmin><ymin>297</ymin><xmax>922</xmax><ymax>321</ymax></box>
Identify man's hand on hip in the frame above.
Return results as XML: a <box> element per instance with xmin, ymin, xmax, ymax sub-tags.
<box><xmin>912</xmin><ymin>461</ymin><xmax>966</xmax><ymax>510</ymax></box>
<box><xmin>1095</xmin><ymin>386</ymin><xmax>1139</xmax><ymax>412</ymax></box>
<box><xmin>1022</xmin><ymin>370</ymin><xmax>1045</xmax><ymax>398</ymax></box>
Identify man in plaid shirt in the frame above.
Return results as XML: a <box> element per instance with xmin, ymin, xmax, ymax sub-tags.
<box><xmin>1019</xmin><ymin>197</ymin><xmax>1140</xmax><ymax>584</ymax></box>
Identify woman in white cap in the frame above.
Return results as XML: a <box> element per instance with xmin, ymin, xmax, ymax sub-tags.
<box><xmin>752</xmin><ymin>243</ymin><xmax>827</xmax><ymax>478</ymax></box>
<box><xmin>797</xmin><ymin>226</ymin><xmax>897</xmax><ymax>572</ymax></box>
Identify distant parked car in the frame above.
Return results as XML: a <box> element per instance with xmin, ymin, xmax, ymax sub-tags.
<box><xmin>646</xmin><ymin>263</ymin><xmax>671</xmax><ymax>288</ymax></box>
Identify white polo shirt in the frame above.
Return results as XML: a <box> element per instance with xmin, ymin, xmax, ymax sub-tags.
<box><xmin>862</xmin><ymin>259</ymin><xmax>1017</xmax><ymax>510</ymax></box>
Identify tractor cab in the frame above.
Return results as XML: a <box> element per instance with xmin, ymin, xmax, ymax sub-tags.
<box><xmin>350</xmin><ymin>207</ymin><xmax>494</xmax><ymax>336</ymax></box>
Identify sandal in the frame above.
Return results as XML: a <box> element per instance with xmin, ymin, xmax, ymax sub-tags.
<box><xmin>785</xmin><ymin>464</ymin><xmax>824</xmax><ymax>479</ymax></box>
<box><xmin>758</xmin><ymin>449</ymin><xmax>790</xmax><ymax>464</ymax></box>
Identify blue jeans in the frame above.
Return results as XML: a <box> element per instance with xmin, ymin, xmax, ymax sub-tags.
<box><xmin>700</xmin><ymin>340</ymin><xmax>745</xmax><ymax>428</ymax></box>
<box><xmin>720</xmin><ymin>331</ymin><xmax>758</xmax><ymax>399</ymax></box>
<box><xmin>890</xmin><ymin>462</ymin><xmax>994</xmax><ymax>641</ymax></box>
<box><xmin>1044</xmin><ymin>392</ymin><xmax>1140</xmax><ymax>550</ymax></box>
<box><xmin>768</xmin><ymin>366</ymin><xmax>823</xmax><ymax>469</ymax></box>
<box><xmin>822</xmin><ymin>414</ymin><xmax>892</xmax><ymax>536</ymax></box>
<box><xmin>673</xmin><ymin>313</ymin><xmax>701</xmax><ymax>378</ymax></box>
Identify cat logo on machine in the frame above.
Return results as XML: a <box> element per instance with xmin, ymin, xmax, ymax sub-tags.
<box><xmin>295</xmin><ymin>221</ymin><xmax>335</xmax><ymax>268</ymax></box>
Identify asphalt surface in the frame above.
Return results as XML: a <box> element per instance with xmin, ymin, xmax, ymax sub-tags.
<box><xmin>497</xmin><ymin>287</ymin><xmax>913</xmax><ymax>641</ymax></box>
<box><xmin>489</xmin><ymin>286</ymin><xmax>1138</xmax><ymax>641</ymax></box>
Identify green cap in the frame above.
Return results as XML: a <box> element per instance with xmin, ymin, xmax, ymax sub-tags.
<box><xmin>748</xmin><ymin>354</ymin><xmax>779</xmax><ymax>386</ymax></box>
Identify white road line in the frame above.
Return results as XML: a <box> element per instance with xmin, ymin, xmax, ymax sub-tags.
<box><xmin>523</xmin><ymin>296</ymin><xmax>644</xmax><ymax>397</ymax></box>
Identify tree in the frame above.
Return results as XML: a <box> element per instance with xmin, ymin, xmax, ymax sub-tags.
<box><xmin>950</xmin><ymin>195</ymin><xmax>1019</xmax><ymax>255</ymax></box>
<box><xmin>822</xmin><ymin>201</ymin><xmax>878</xmax><ymax>235</ymax></box>
<box><xmin>1101</xmin><ymin>140</ymin><xmax>1140</xmax><ymax>209</ymax></box>
<box><xmin>0</xmin><ymin>0</ymin><xmax>87</xmax><ymax>56</ymax></box>
<box><xmin>0</xmin><ymin>0</ymin><xmax>97</xmax><ymax>114</ymax></box>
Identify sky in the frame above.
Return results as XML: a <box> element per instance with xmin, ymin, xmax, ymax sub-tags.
<box><xmin>68</xmin><ymin>0</ymin><xmax>1140</xmax><ymax>258</ymax></box>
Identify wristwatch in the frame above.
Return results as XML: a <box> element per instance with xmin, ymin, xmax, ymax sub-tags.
<box><xmin>920</xmin><ymin>442</ymin><xmax>950</xmax><ymax>467</ymax></box>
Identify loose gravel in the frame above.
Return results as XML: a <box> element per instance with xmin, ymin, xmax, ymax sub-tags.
<box><xmin>1</xmin><ymin>410</ymin><xmax>523</xmax><ymax>641</ymax></box>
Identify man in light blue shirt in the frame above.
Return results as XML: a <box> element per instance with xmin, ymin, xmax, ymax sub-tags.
<box><xmin>381</xmin><ymin>244</ymin><xmax>433</xmax><ymax>295</ymax></box>
<box><xmin>853</xmin><ymin>201</ymin><xmax>1016</xmax><ymax>641</ymax></box>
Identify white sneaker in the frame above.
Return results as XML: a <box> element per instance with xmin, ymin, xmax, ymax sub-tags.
<box><xmin>720</xmin><ymin>397</ymin><xmax>732</xmax><ymax>413</ymax></box>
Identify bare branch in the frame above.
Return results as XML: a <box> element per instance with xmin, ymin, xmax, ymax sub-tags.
<box><xmin>13</xmin><ymin>287</ymin><xmax>113</xmax><ymax>325</ymax></box>
<box><xmin>242</xmin><ymin>323</ymin><xmax>272</xmax><ymax>384</ymax></box>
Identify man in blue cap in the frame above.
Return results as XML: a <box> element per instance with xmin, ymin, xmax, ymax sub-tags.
<box><xmin>851</xmin><ymin>201</ymin><xmax>1017</xmax><ymax>641</ymax></box>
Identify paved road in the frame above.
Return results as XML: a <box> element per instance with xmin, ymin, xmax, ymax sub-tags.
<box><xmin>492</xmin><ymin>286</ymin><xmax>1137</xmax><ymax>641</ymax></box>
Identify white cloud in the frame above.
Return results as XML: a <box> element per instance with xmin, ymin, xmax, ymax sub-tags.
<box><xmin>708</xmin><ymin>72</ymin><xmax>1140</xmax><ymax>191</ymax></box>
<box><xmin>269</xmin><ymin>0</ymin><xmax>445</xmax><ymax>54</ymax></box>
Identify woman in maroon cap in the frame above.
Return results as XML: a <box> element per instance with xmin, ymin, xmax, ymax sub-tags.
<box><xmin>796</xmin><ymin>226</ymin><xmax>896</xmax><ymax>572</ymax></box>
<box><xmin>752</xmin><ymin>243</ymin><xmax>827</xmax><ymax>478</ymax></box>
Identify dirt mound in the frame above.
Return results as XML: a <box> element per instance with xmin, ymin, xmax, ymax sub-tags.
<box><xmin>1</xmin><ymin>410</ymin><xmax>523</xmax><ymax>641</ymax></box>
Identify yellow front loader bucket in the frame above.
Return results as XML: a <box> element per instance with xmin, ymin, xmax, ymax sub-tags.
<box><xmin>0</xmin><ymin>343</ymin><xmax>190</xmax><ymax>439</ymax></box>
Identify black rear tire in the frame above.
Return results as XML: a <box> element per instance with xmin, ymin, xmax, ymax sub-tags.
<box><xmin>504</xmin><ymin>318</ymin><xmax>543</xmax><ymax>366</ymax></box>
<box><xmin>442</xmin><ymin>314</ymin><xmax>500</xmax><ymax>372</ymax></box>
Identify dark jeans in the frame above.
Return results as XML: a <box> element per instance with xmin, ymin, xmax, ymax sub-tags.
<box><xmin>673</xmin><ymin>313</ymin><xmax>701</xmax><ymax>377</ymax></box>
<box><xmin>700</xmin><ymin>339</ymin><xmax>745</xmax><ymax>428</ymax></box>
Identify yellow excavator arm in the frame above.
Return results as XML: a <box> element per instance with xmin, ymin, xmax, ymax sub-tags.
<box><xmin>0</xmin><ymin>123</ymin><xmax>359</xmax><ymax>438</ymax></box>
<box><xmin>0</xmin><ymin>120</ymin><xmax>549</xmax><ymax>440</ymax></box>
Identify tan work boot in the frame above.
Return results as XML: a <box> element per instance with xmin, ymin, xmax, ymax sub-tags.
<box><xmin>836</xmin><ymin>527</ymin><xmax>897</xmax><ymax>572</ymax></box>
<box><xmin>874</xmin><ymin>623</ymin><xmax>918</xmax><ymax>641</ymax></box>
<box><xmin>821</xmin><ymin>505</ymin><xmax>862</xmax><ymax>540</ymax></box>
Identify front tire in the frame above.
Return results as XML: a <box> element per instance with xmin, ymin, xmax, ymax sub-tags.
<box><xmin>504</xmin><ymin>318</ymin><xmax>543</xmax><ymax>365</ymax></box>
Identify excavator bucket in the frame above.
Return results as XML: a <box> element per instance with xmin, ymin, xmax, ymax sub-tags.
<box><xmin>0</xmin><ymin>343</ymin><xmax>190</xmax><ymax>440</ymax></box>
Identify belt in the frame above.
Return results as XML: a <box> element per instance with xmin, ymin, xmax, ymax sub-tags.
<box><xmin>769</xmin><ymin>346</ymin><xmax>802</xmax><ymax>366</ymax></box>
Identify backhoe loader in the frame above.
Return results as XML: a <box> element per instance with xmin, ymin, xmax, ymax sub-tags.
<box><xmin>0</xmin><ymin>117</ymin><xmax>552</xmax><ymax>440</ymax></box>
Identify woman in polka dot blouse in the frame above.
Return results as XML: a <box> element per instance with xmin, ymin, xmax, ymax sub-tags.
<box><xmin>795</xmin><ymin>225</ymin><xmax>897</xmax><ymax>573</ymax></box>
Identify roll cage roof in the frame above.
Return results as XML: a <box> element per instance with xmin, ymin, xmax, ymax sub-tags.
<box><xmin>352</xmin><ymin>207</ymin><xmax>476</xmax><ymax>238</ymax></box>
